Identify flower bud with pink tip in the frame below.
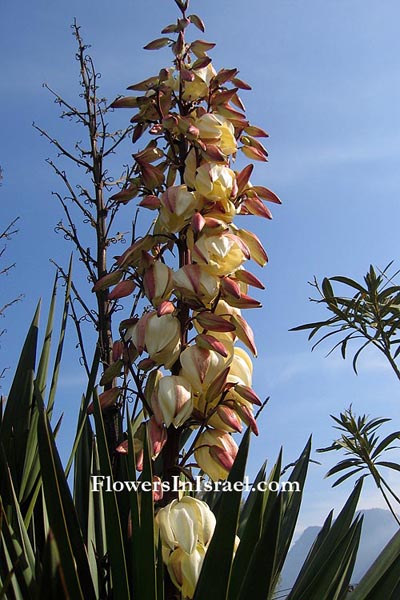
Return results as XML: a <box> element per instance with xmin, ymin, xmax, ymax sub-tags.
<box><xmin>152</xmin><ymin>375</ymin><xmax>193</xmax><ymax>428</ymax></box>
<box><xmin>158</xmin><ymin>185</ymin><xmax>199</xmax><ymax>233</ymax></box>
<box><xmin>173</xmin><ymin>264</ymin><xmax>219</xmax><ymax>306</ymax></box>
<box><xmin>143</xmin><ymin>261</ymin><xmax>173</xmax><ymax>307</ymax></box>
<box><xmin>208</xmin><ymin>404</ymin><xmax>243</xmax><ymax>433</ymax></box>
<box><xmin>180</xmin><ymin>345</ymin><xmax>231</xmax><ymax>394</ymax></box>
<box><xmin>194</xmin><ymin>428</ymin><xmax>238</xmax><ymax>481</ymax></box>
<box><xmin>128</xmin><ymin>312</ymin><xmax>182</xmax><ymax>369</ymax></box>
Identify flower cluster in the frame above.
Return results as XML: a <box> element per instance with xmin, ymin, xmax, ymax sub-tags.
<box><xmin>92</xmin><ymin>2</ymin><xmax>279</xmax><ymax>595</ymax></box>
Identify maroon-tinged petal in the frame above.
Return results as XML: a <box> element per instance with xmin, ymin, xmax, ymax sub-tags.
<box><xmin>230</xmin><ymin>313</ymin><xmax>258</xmax><ymax>356</ymax></box>
<box><xmin>87</xmin><ymin>387</ymin><xmax>121</xmax><ymax>415</ymax></box>
<box><xmin>243</xmin><ymin>196</ymin><xmax>273</xmax><ymax>219</ymax></box>
<box><xmin>108</xmin><ymin>280</ymin><xmax>136</xmax><ymax>300</ymax></box>
<box><xmin>195</xmin><ymin>311</ymin><xmax>236</xmax><ymax>332</ymax></box>
<box><xmin>191</xmin><ymin>212</ymin><xmax>206</xmax><ymax>234</ymax></box>
<box><xmin>236</xmin><ymin>164</ymin><xmax>254</xmax><ymax>195</ymax></box>
<box><xmin>231</xmin><ymin>77</ymin><xmax>252</xmax><ymax>90</ymax></box>
<box><xmin>143</xmin><ymin>37</ymin><xmax>170</xmax><ymax>50</ymax></box>
<box><xmin>209</xmin><ymin>445</ymin><xmax>235</xmax><ymax>471</ymax></box>
<box><xmin>226</xmin><ymin>293</ymin><xmax>262</xmax><ymax>310</ymax></box>
<box><xmin>234</xmin><ymin>384</ymin><xmax>262</xmax><ymax>406</ymax></box>
<box><xmin>216</xmin><ymin>405</ymin><xmax>243</xmax><ymax>433</ymax></box>
<box><xmin>251</xmin><ymin>186</ymin><xmax>282</xmax><ymax>204</ymax></box>
<box><xmin>241</xmin><ymin>146</ymin><xmax>268</xmax><ymax>162</ymax></box>
<box><xmin>139</xmin><ymin>194</ymin><xmax>160</xmax><ymax>210</ymax></box>
<box><xmin>221</xmin><ymin>277</ymin><xmax>241</xmax><ymax>299</ymax></box>
<box><xmin>112</xmin><ymin>340</ymin><xmax>124</xmax><ymax>362</ymax></box>
<box><xmin>110</xmin><ymin>96</ymin><xmax>138</xmax><ymax>109</ymax></box>
<box><xmin>238</xmin><ymin>229</ymin><xmax>268</xmax><ymax>266</ymax></box>
<box><xmin>234</xmin><ymin>269</ymin><xmax>265</xmax><ymax>290</ymax></box>
<box><xmin>196</xmin><ymin>334</ymin><xmax>229</xmax><ymax>357</ymax></box>
<box><xmin>205</xmin><ymin>367</ymin><xmax>231</xmax><ymax>403</ymax></box>
<box><xmin>235</xmin><ymin>404</ymin><xmax>259</xmax><ymax>435</ymax></box>
<box><xmin>92</xmin><ymin>270</ymin><xmax>123</xmax><ymax>292</ymax></box>
<box><xmin>244</xmin><ymin>125</ymin><xmax>269</xmax><ymax>138</ymax></box>
<box><xmin>157</xmin><ymin>300</ymin><xmax>175</xmax><ymax>316</ymax></box>
<box><xmin>189</xmin><ymin>14</ymin><xmax>205</xmax><ymax>32</ymax></box>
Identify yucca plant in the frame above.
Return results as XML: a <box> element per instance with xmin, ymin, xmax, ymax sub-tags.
<box><xmin>1</xmin><ymin>281</ymin><xmax>400</xmax><ymax>598</ymax></box>
<box><xmin>0</xmin><ymin>255</ymin><xmax>365</xmax><ymax>599</ymax></box>
<box><xmin>0</xmin><ymin>266</ymin><xmax>72</xmax><ymax>598</ymax></box>
<box><xmin>0</xmin><ymin>298</ymin><xmax>363</xmax><ymax>600</ymax></box>
<box><xmin>2</xmin><ymin>2</ymin><xmax>400</xmax><ymax>599</ymax></box>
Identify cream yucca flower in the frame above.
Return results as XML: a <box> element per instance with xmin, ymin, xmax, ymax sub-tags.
<box><xmin>128</xmin><ymin>312</ymin><xmax>181</xmax><ymax>369</ymax></box>
<box><xmin>205</xmin><ymin>197</ymin><xmax>238</xmax><ymax>223</ymax></box>
<box><xmin>193</xmin><ymin>233</ymin><xmax>246</xmax><ymax>276</ymax></box>
<box><xmin>158</xmin><ymin>185</ymin><xmax>199</xmax><ymax>233</ymax></box>
<box><xmin>156</xmin><ymin>495</ymin><xmax>216</xmax><ymax>597</ymax></box>
<box><xmin>182</xmin><ymin>63</ymin><xmax>216</xmax><ymax>101</ymax></box>
<box><xmin>180</xmin><ymin>345</ymin><xmax>231</xmax><ymax>394</ymax></box>
<box><xmin>195</xmin><ymin>113</ymin><xmax>237</xmax><ymax>156</ymax></box>
<box><xmin>227</xmin><ymin>346</ymin><xmax>253</xmax><ymax>388</ymax></box>
<box><xmin>194</xmin><ymin>428</ymin><xmax>238</xmax><ymax>481</ymax></box>
<box><xmin>168</xmin><ymin>544</ymin><xmax>206</xmax><ymax>600</ymax></box>
<box><xmin>173</xmin><ymin>264</ymin><xmax>220</xmax><ymax>306</ymax></box>
<box><xmin>194</xmin><ymin>163</ymin><xmax>236</xmax><ymax>203</ymax></box>
<box><xmin>145</xmin><ymin>313</ymin><xmax>181</xmax><ymax>368</ymax></box>
<box><xmin>156</xmin><ymin>496</ymin><xmax>216</xmax><ymax>552</ymax></box>
<box><xmin>152</xmin><ymin>375</ymin><xmax>193</xmax><ymax>428</ymax></box>
<box><xmin>143</xmin><ymin>261</ymin><xmax>173</xmax><ymax>307</ymax></box>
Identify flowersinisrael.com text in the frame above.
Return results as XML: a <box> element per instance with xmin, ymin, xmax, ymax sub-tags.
<box><xmin>91</xmin><ymin>475</ymin><xmax>301</xmax><ymax>494</ymax></box>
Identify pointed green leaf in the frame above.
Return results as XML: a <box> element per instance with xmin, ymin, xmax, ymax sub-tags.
<box><xmin>47</xmin><ymin>258</ymin><xmax>72</xmax><ymax>418</ymax></box>
<box><xmin>73</xmin><ymin>403</ymin><xmax>93</xmax><ymax>542</ymax></box>
<box><xmin>274</xmin><ymin>438</ymin><xmax>311</xmax><ymax>579</ymax></box>
<box><xmin>38</xmin><ymin>397</ymin><xmax>96</xmax><ymax>600</ymax></box>
<box><xmin>126</xmin><ymin>415</ymin><xmax>141</xmax><ymax>598</ymax></box>
<box><xmin>290</xmin><ymin>516</ymin><xmax>362</xmax><ymax>600</ymax></box>
<box><xmin>237</xmin><ymin>460</ymin><xmax>267</xmax><ymax>538</ymax></box>
<box><xmin>1</xmin><ymin>303</ymin><xmax>40</xmax><ymax>490</ymax></box>
<box><xmin>330</xmin><ymin>276</ymin><xmax>367</xmax><ymax>294</ymax></box>
<box><xmin>350</xmin><ymin>527</ymin><xmax>400</xmax><ymax>599</ymax></box>
<box><xmin>92</xmin><ymin>389</ymin><xmax>130</xmax><ymax>599</ymax></box>
<box><xmin>288</xmin><ymin>480</ymin><xmax>363</xmax><ymax>599</ymax></box>
<box><xmin>229</xmin><ymin>469</ymin><xmax>266</xmax><ymax>596</ymax></box>
<box><xmin>374</xmin><ymin>460</ymin><xmax>400</xmax><ymax>472</ymax></box>
<box><xmin>0</xmin><ymin>504</ymin><xmax>32</xmax><ymax>598</ymax></box>
<box><xmin>87</xmin><ymin>438</ymin><xmax>106</xmax><ymax>599</ymax></box>
<box><xmin>65</xmin><ymin>348</ymin><xmax>100</xmax><ymax>479</ymax></box>
<box><xmin>138</xmin><ymin>426</ymin><xmax>157</xmax><ymax>600</ymax></box>
<box><xmin>371</xmin><ymin>432</ymin><xmax>400</xmax><ymax>459</ymax></box>
<box><xmin>236</xmin><ymin>493</ymin><xmax>282</xmax><ymax>600</ymax></box>
<box><xmin>36</xmin><ymin>532</ymin><xmax>69</xmax><ymax>600</ymax></box>
<box><xmin>194</xmin><ymin>429</ymin><xmax>251</xmax><ymax>600</ymax></box>
<box><xmin>332</xmin><ymin>468</ymin><xmax>366</xmax><ymax>487</ymax></box>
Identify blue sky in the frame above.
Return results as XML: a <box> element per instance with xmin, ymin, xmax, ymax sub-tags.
<box><xmin>2</xmin><ymin>0</ymin><xmax>400</xmax><ymax>533</ymax></box>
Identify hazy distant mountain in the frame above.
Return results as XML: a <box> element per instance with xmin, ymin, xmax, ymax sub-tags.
<box><xmin>279</xmin><ymin>508</ymin><xmax>398</xmax><ymax>594</ymax></box>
